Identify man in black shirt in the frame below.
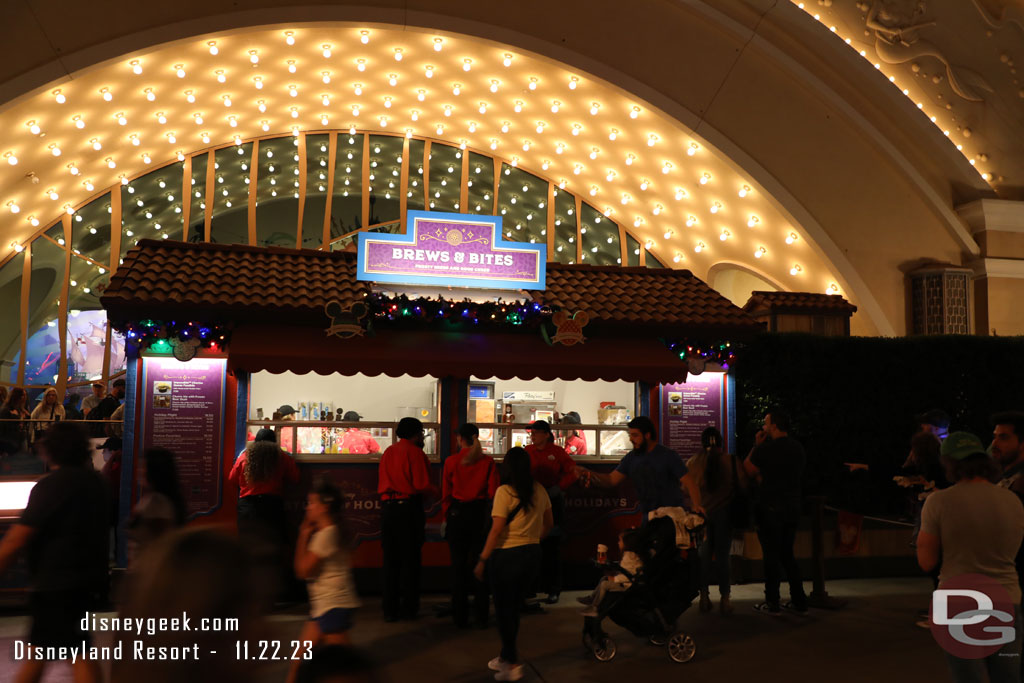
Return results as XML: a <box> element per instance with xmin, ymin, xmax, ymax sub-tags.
<box><xmin>0</xmin><ymin>422</ymin><xmax>108</xmax><ymax>683</ymax></box>
<box><xmin>89</xmin><ymin>378</ymin><xmax>125</xmax><ymax>437</ymax></box>
<box><xmin>744</xmin><ymin>409</ymin><xmax>808</xmax><ymax>615</ymax></box>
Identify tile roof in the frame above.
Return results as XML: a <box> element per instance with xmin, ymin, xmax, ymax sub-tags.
<box><xmin>534</xmin><ymin>263</ymin><xmax>762</xmax><ymax>333</ymax></box>
<box><xmin>743</xmin><ymin>290</ymin><xmax>858</xmax><ymax>315</ymax></box>
<box><xmin>102</xmin><ymin>239</ymin><xmax>368</xmax><ymax>324</ymax></box>
<box><xmin>103</xmin><ymin>240</ymin><xmax>761</xmax><ymax>335</ymax></box>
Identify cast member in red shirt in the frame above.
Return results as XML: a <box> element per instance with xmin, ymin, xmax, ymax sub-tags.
<box><xmin>525</xmin><ymin>420</ymin><xmax>579</xmax><ymax>605</ymax></box>
<box><xmin>338</xmin><ymin>411</ymin><xmax>381</xmax><ymax>455</ymax></box>
<box><xmin>229</xmin><ymin>430</ymin><xmax>300</xmax><ymax>598</ymax></box>
<box><xmin>562</xmin><ymin>411</ymin><xmax>588</xmax><ymax>456</ymax></box>
<box><xmin>442</xmin><ymin>423</ymin><xmax>500</xmax><ymax>628</ymax></box>
<box><xmin>377</xmin><ymin>417</ymin><xmax>437</xmax><ymax>621</ymax></box>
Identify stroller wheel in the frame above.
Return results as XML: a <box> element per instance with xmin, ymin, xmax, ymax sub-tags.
<box><xmin>648</xmin><ymin>633</ymin><xmax>668</xmax><ymax>647</ymax></box>
<box><xmin>592</xmin><ymin>637</ymin><xmax>617</xmax><ymax>662</ymax></box>
<box><xmin>668</xmin><ymin>632</ymin><xmax>696</xmax><ymax>663</ymax></box>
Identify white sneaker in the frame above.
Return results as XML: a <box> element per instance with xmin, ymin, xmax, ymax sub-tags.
<box><xmin>495</xmin><ymin>663</ymin><xmax>524</xmax><ymax>681</ymax></box>
<box><xmin>487</xmin><ymin>657</ymin><xmax>505</xmax><ymax>671</ymax></box>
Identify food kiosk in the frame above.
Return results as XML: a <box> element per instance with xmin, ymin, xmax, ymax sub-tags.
<box><xmin>101</xmin><ymin>210</ymin><xmax>761</xmax><ymax>585</ymax></box>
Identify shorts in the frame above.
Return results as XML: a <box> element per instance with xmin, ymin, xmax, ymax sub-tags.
<box><xmin>29</xmin><ymin>589</ymin><xmax>95</xmax><ymax>650</ymax></box>
<box><xmin>315</xmin><ymin>608</ymin><xmax>355</xmax><ymax>634</ymax></box>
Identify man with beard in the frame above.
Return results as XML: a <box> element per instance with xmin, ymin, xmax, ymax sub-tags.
<box><xmin>991</xmin><ymin>411</ymin><xmax>1024</xmax><ymax>600</ymax></box>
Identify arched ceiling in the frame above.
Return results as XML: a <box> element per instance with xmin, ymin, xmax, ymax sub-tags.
<box><xmin>0</xmin><ymin>24</ymin><xmax>842</xmax><ymax>299</ymax></box>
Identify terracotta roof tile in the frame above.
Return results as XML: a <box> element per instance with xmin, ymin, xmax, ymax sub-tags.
<box><xmin>743</xmin><ymin>290</ymin><xmax>857</xmax><ymax>314</ymax></box>
<box><xmin>103</xmin><ymin>241</ymin><xmax>761</xmax><ymax>335</ymax></box>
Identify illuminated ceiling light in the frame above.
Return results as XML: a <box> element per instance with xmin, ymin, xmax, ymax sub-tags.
<box><xmin>222</xmin><ymin>94</ymin><xmax>232</xmax><ymax>107</ymax></box>
<box><xmin>64</xmin><ymin>203</ymin><xmax>75</xmax><ymax>215</ymax></box>
<box><xmin>321</xmin><ymin>94</ymin><xmax>330</xmax><ymax>106</ymax></box>
<box><xmin>647</xmin><ymin>134</ymin><xmax>658</xmax><ymax>147</ymax></box>
<box><xmin>444</xmin><ymin>104</ymin><xmax>452</xmax><ymax>117</ymax></box>
<box><xmin>351</xmin><ymin>105</ymin><xmax>359</xmax><ymax>116</ymax></box>
<box><xmin>673</xmin><ymin>253</ymin><xmax>682</xmax><ymax>263</ymax></box>
<box><xmin>629</xmin><ymin>106</ymin><xmax>641</xmax><ymax>119</ymax></box>
<box><xmin>620</xmin><ymin>193</ymin><xmax>630</xmax><ymax>205</ymax></box>
<box><xmin>388</xmin><ymin>73</ymin><xmax>398</xmax><ymax>86</ymax></box>
<box><xmin>467</xmin><ymin>121</ymin><xmax>476</xmax><ymax>132</ymax></box>
<box><xmin>501</xmin><ymin>121</ymin><xmax>510</xmax><ymax>133</ymax></box>
<box><xmin>405</xmin><ymin>128</ymin><xmax>413</xmax><ymax>139</ymax></box>
<box><xmin>201</xmin><ymin>132</ymin><xmax>211</xmax><ymax>142</ymax></box>
<box><xmin>228</xmin><ymin>115</ymin><xmax>238</xmax><ymax>128</ymax></box>
<box><xmin>754</xmin><ymin>246</ymin><xmax>766</xmax><ymax>258</ymax></box>
<box><xmin>46</xmin><ymin>188</ymin><xmax>59</xmax><ymax>200</ymax></box>
<box><xmin>643</xmin><ymin>239</ymin><xmax>654</xmax><ymax>249</ymax></box>
<box><xmin>662</xmin><ymin>228</ymin><xmax>672</xmax><ymax>238</ymax></box>
<box><xmin>433</xmin><ymin>37</ymin><xmax>444</xmax><ymax>52</ymax></box>
<box><xmin>685</xmin><ymin>215</ymin><xmax>697</xmax><ymax>227</ymax></box>
<box><xmin>166</xmin><ymin>132</ymin><xmax>176</xmax><ymax>143</ymax></box>
<box><xmin>522</xmin><ymin>140</ymin><xmax>531</xmax><ymax>151</ymax></box>
<box><xmin>359</xmin><ymin>30</ymin><xmax>370</xmax><ymax>44</ymax></box>
<box><xmin>100</xmin><ymin>88</ymin><xmax>113</xmax><ymax>101</ymax></box>
<box><xmin>694</xmin><ymin>241</ymin><xmax>705</xmax><ymax>253</ymax></box>
<box><xmin>215</xmin><ymin>70</ymin><xmax>226</xmax><ymax>84</ymax></box>
<box><xmin>605</xmin><ymin>170</ymin><xmax>615</xmax><ymax>181</ymax></box>
<box><xmin>142</xmin><ymin>153</ymin><xmax>152</xmax><ymax>164</ymax></box>
<box><xmin>528</xmin><ymin>77</ymin><xmax>538</xmax><ymax>91</ymax></box>
<box><xmin>323</xmin><ymin>44</ymin><xmax>333</xmax><ymax>58</ymax></box>
<box><xmin>452</xmin><ymin>83</ymin><xmax>461</xmax><ymax>96</ymax></box>
<box><xmin>640</xmin><ymin>179</ymin><xmax>650</xmax><ymax>191</ymax></box>
<box><xmin>489</xmin><ymin>80</ymin><xmax>499</xmax><ymax>93</ymax></box>
<box><xmin>417</xmin><ymin>89</ymin><xmax>427</xmax><ymax>102</ymax></box>
<box><xmin>826</xmin><ymin>283</ymin><xmax>840</xmax><ymax>295</ymax></box>
<box><xmin>11</xmin><ymin>242</ymin><xmax>24</xmax><ymax>252</ymax></box>
<box><xmin>378</xmin><ymin>115</ymin><xmax>387</xmax><ymax>127</ymax></box>
<box><xmin>174</xmin><ymin>64</ymin><xmax>186</xmax><ymax>78</ymax></box>
<box><xmin>116</xmin><ymin>112</ymin><xmax>128</xmax><ymax>125</ymax></box>
<box><xmin>53</xmin><ymin>89</ymin><xmax>66</xmax><ymax>104</ymax></box>
<box><xmin>588</xmin><ymin>147</ymin><xmax>598</xmax><ymax>159</ymax></box>
<box><xmin>625</xmin><ymin>154</ymin><xmax>635</xmax><ymax>166</ymax></box>
<box><xmin>551</xmin><ymin>100</ymin><xmax>560</xmax><ymax>113</ymax></box>
<box><xmin>411</xmin><ymin>109</ymin><xmax>419</xmax><ymax>120</ymax></box>
<box><xmin>27</xmin><ymin>216</ymin><xmax>39</xmax><ymax>227</ymax></box>
<box><xmin>193</xmin><ymin>113</ymin><xmax>204</xmax><ymax>125</ymax></box>
<box><xmin>571</xmin><ymin>123</ymin><xmax>582</xmax><ymax>136</ymax></box>
<box><xmin>790</xmin><ymin>264</ymin><xmax>802</xmax><ymax>276</ymax></box>
<box><xmin>7</xmin><ymin>201</ymin><xmax>19</xmax><ymax>214</ymax></box>
<box><xmin>288</xmin><ymin>85</ymin><xmax>298</xmax><ymax>97</ymax></box>
<box><xmin>90</xmin><ymin>138</ymin><xmax>102</xmax><ymax>150</ymax></box>
<box><xmin>719</xmin><ymin>229</ymin><xmax>730</xmax><ymax>241</ymax></box>
<box><xmin>699</xmin><ymin>172</ymin><xmax>711</xmax><ymax>185</ymax></box>
<box><xmin>49</xmin><ymin>143</ymin><xmax>61</xmax><ymax>157</ymax></box>
<box><xmin>709</xmin><ymin>201</ymin><xmax>721</xmax><ymax>214</ymax></box>
<box><xmin>287</xmin><ymin>60</ymin><xmax>296</xmax><ymax>74</ymax></box>
<box><xmin>478</xmin><ymin>101</ymin><xmax>486</xmax><ymax>113</ymax></box>
<box><xmin>352</xmin><ymin>82</ymin><xmax>364</xmax><ymax>95</ymax></box>
<box><xmin>129</xmin><ymin>59</ymin><xmax>142</xmax><ymax>74</ymax></box>
<box><xmin>589</xmin><ymin>185</ymin><xmax>598</xmax><ymax>196</ymax></box>
<box><xmin>4</xmin><ymin>151</ymin><xmax>18</xmax><ymax>166</ymax></box>
<box><xmin>185</xmin><ymin>90</ymin><xmax>196</xmax><ymax>103</ymax></box>
<box><xmin>321</xmin><ymin>114</ymin><xmax>329</xmax><ymax>126</ymax></box>
<box><xmin>573</xmin><ymin>164</ymin><xmax>584</xmax><ymax>175</ymax></box>
<box><xmin>786</xmin><ymin>232</ymin><xmax>797</xmax><ymax>245</ymax></box>
<box><xmin>489</xmin><ymin>138</ymin><xmax>498</xmax><ymax>150</ymax></box>
<box><xmin>502</xmin><ymin>53</ymin><xmax>513</xmax><ymax>67</ymax></box>
<box><xmin>284</xmin><ymin>31</ymin><xmax>295</xmax><ymax>46</ymax></box>
<box><xmin>83</xmin><ymin>180</ymin><xmax>94</xmax><ymax>191</ymax></box>
<box><xmin>208</xmin><ymin>40</ymin><xmax>219</xmax><ymax>55</ymax></box>
<box><xmin>141</xmin><ymin>87</ymin><xmax>156</xmax><ymax>103</ymax></box>
<box><xmin>569</xmin><ymin>76</ymin><xmax>579</xmax><ymax>90</ymax></box>
<box><xmin>27</xmin><ymin>120</ymin><xmax>40</xmax><ymax>135</ymax></box>
<box><xmin>129</xmin><ymin>134</ymin><xmax>141</xmax><ymax>146</ymax></box>
<box><xmin>540</xmin><ymin>159</ymin><xmax>550</xmax><ymax>170</ymax></box>
<box><xmin>462</xmin><ymin>58</ymin><xmax>472</xmax><ymax>72</ymax></box>
<box><xmin>424</xmin><ymin>65</ymin><xmax>434</xmax><ymax>79</ymax></box>
<box><xmin>747</xmin><ymin>215</ymin><xmax>760</xmax><ymax>228</ymax></box>
<box><xmin>436</xmin><ymin>123</ymin><xmax>444</xmax><ymax>135</ymax></box>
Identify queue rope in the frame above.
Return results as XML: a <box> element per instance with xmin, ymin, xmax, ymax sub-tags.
<box><xmin>822</xmin><ymin>504</ymin><xmax>915</xmax><ymax>528</ymax></box>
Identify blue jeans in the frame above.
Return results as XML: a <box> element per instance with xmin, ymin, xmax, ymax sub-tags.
<box><xmin>699</xmin><ymin>505</ymin><xmax>732</xmax><ymax>597</ymax></box>
<box><xmin>945</xmin><ymin>611</ymin><xmax>1022</xmax><ymax>683</ymax></box>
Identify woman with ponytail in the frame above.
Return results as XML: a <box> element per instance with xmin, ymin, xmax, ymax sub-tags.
<box><xmin>689</xmin><ymin>426</ymin><xmax>748</xmax><ymax>615</ymax></box>
<box><xmin>473</xmin><ymin>447</ymin><xmax>553</xmax><ymax>681</ymax></box>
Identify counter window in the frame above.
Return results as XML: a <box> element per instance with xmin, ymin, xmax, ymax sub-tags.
<box><xmin>247</xmin><ymin>372</ymin><xmax>441</xmax><ymax>461</ymax></box>
<box><xmin>467</xmin><ymin>376</ymin><xmax>635</xmax><ymax>460</ymax></box>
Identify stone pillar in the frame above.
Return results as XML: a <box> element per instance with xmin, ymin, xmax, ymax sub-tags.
<box><xmin>958</xmin><ymin>200</ymin><xmax>1024</xmax><ymax>336</ymax></box>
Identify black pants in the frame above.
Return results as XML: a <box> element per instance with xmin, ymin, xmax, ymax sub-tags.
<box><xmin>446</xmin><ymin>499</ymin><xmax>491</xmax><ymax>626</ymax></box>
<box><xmin>538</xmin><ymin>487</ymin><xmax>564</xmax><ymax>596</ymax></box>
<box><xmin>237</xmin><ymin>494</ymin><xmax>291</xmax><ymax>599</ymax></box>
<box><xmin>381</xmin><ymin>498</ymin><xmax>425</xmax><ymax>619</ymax></box>
<box><xmin>755</xmin><ymin>502</ymin><xmax>807</xmax><ymax>608</ymax></box>
<box><xmin>490</xmin><ymin>544</ymin><xmax>541</xmax><ymax>664</ymax></box>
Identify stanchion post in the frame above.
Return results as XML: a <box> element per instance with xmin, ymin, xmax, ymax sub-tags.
<box><xmin>808</xmin><ymin>494</ymin><xmax>848</xmax><ymax>609</ymax></box>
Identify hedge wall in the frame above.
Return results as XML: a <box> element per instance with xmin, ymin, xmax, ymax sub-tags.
<box><xmin>732</xmin><ymin>334</ymin><xmax>1024</xmax><ymax>515</ymax></box>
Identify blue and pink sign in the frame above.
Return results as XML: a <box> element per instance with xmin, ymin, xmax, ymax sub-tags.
<box><xmin>356</xmin><ymin>210</ymin><xmax>546</xmax><ymax>290</ymax></box>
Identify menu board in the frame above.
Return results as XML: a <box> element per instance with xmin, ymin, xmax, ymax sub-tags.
<box><xmin>141</xmin><ymin>357</ymin><xmax>226</xmax><ymax>518</ymax></box>
<box><xmin>660</xmin><ymin>373</ymin><xmax>725</xmax><ymax>458</ymax></box>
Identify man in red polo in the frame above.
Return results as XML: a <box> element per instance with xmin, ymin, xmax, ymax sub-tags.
<box><xmin>378</xmin><ymin>417</ymin><xmax>436</xmax><ymax>621</ymax></box>
<box><xmin>525</xmin><ymin>420</ymin><xmax>578</xmax><ymax>605</ymax></box>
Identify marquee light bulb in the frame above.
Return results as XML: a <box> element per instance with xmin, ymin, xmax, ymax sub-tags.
<box><xmin>287</xmin><ymin>60</ymin><xmax>296</xmax><ymax>74</ymax></box>
<box><xmin>640</xmin><ymin>179</ymin><xmax>649</xmax><ymax>191</ymax></box>
<box><xmin>47</xmin><ymin>188</ymin><xmax>59</xmax><ymax>200</ymax></box>
<box><xmin>194</xmin><ymin>113</ymin><xmax>204</xmax><ymax>124</ymax></box>
<box><xmin>647</xmin><ymin>134</ymin><xmax>658</xmax><ymax>147</ymax></box>
<box><xmin>747</xmin><ymin>215</ymin><xmax>760</xmax><ymax>227</ymax></box>
<box><xmin>175</xmin><ymin>64</ymin><xmax>186</xmax><ymax>78</ymax></box>
<box><xmin>569</xmin><ymin>76</ymin><xmax>579</xmax><ymax>90</ymax></box>
<box><xmin>625</xmin><ymin>154</ymin><xmax>635</xmax><ymax>166</ymax></box>
<box><xmin>621</xmin><ymin>194</ymin><xmax>630</xmax><ymax>205</ymax></box>
<box><xmin>142</xmin><ymin>153</ymin><xmax>151</xmax><ymax>164</ymax></box>
<box><xmin>790</xmin><ymin>265</ymin><xmax>802</xmax><ymax>276</ymax></box>
<box><xmin>359</xmin><ymin>30</ymin><xmax>369</xmax><ymax>44</ymax></box>
<box><xmin>551</xmin><ymin>101</ymin><xmax>560</xmax><ymax>113</ymax></box>
<box><xmin>710</xmin><ymin>201</ymin><xmax>721</xmax><ymax>214</ymax></box>
<box><xmin>786</xmin><ymin>232</ymin><xmax>797</xmax><ymax>245</ymax></box>
<box><xmin>388</xmin><ymin>73</ymin><xmax>398</xmax><ymax>86</ymax></box>
<box><xmin>452</xmin><ymin>84</ymin><xmax>461</xmax><ymax>96</ymax></box>
<box><xmin>528</xmin><ymin>77</ymin><xmax>538</xmax><ymax>90</ymax></box>
<box><xmin>694</xmin><ymin>241</ymin><xmax>704</xmax><ymax>253</ymax></box>
<box><xmin>351</xmin><ymin>105</ymin><xmax>359</xmax><ymax>116</ymax></box>
<box><xmin>130</xmin><ymin>135</ymin><xmax>140</xmax><ymax>146</ymax></box>
<box><xmin>541</xmin><ymin>159</ymin><xmax>550</xmax><ymax>170</ymax></box>
<box><xmin>663</xmin><ymin>229</ymin><xmax>672</xmax><ymax>239</ymax></box>
<box><xmin>321</xmin><ymin>114</ymin><xmax>329</xmax><ymax>126</ymax></box>
<box><xmin>4</xmin><ymin>152</ymin><xmax>16</xmax><ymax>165</ymax></box>
<box><xmin>130</xmin><ymin>60</ymin><xmax>142</xmax><ymax>74</ymax></box>
<box><xmin>185</xmin><ymin>90</ymin><xmax>195</xmax><ymax>103</ymax></box>
<box><xmin>7</xmin><ymin>201</ymin><xmax>19</xmax><ymax>214</ymax></box>
<box><xmin>501</xmin><ymin>121</ymin><xmax>510</xmax><ymax>133</ymax></box>
<box><xmin>490</xmin><ymin>80</ymin><xmax>499</xmax><ymax>93</ymax></box>
<box><xmin>116</xmin><ymin>113</ymin><xmax>127</xmax><ymax>125</ymax></box>
<box><xmin>27</xmin><ymin>120</ymin><xmax>40</xmax><ymax>135</ymax></box>
<box><xmin>223</xmin><ymin>95</ymin><xmax>232</xmax><ymax>107</ymax></box>
<box><xmin>556</xmin><ymin>143</ymin><xmax>565</xmax><ymax>154</ymax></box>
<box><xmin>754</xmin><ymin>246</ymin><xmax>766</xmax><ymax>258</ymax></box>
<box><xmin>720</xmin><ymin>230</ymin><xmax>730</xmax><ymax>241</ymax></box>
<box><xmin>83</xmin><ymin>180</ymin><xmax>94</xmax><ymax>191</ymax></box>
<box><xmin>673</xmin><ymin>253</ymin><xmax>682</xmax><ymax>263</ymax></box>
<box><xmin>284</xmin><ymin>31</ymin><xmax>295</xmax><ymax>46</ymax></box>
<box><xmin>208</xmin><ymin>41</ymin><xmax>218</xmax><ymax>55</ymax></box>
<box><xmin>53</xmin><ymin>89</ymin><xmax>66</xmax><ymax>103</ymax></box>
<box><xmin>686</xmin><ymin>216</ymin><xmax>697</xmax><ymax>227</ymax></box>
<box><xmin>90</xmin><ymin>138</ymin><xmax>102</xmax><ymax>150</ymax></box>
<box><xmin>101</xmin><ymin>88</ymin><xmax>112</xmax><ymax>101</ymax></box>
<box><xmin>478</xmin><ymin>101</ymin><xmax>486</xmax><ymax>113</ymax></box>
<box><xmin>433</xmin><ymin>37</ymin><xmax>444</xmax><ymax>52</ymax></box>
<box><xmin>289</xmin><ymin>85</ymin><xmax>298</xmax><ymax>97</ymax></box>
<box><xmin>468</xmin><ymin>121</ymin><xmax>476</xmax><ymax>132</ymax></box>
<box><xmin>202</xmin><ymin>132</ymin><xmax>211</xmax><ymax>142</ymax></box>
<box><xmin>73</xmin><ymin>115</ymin><xmax>85</xmax><ymax>128</ymax></box>
<box><xmin>323</xmin><ymin>45</ymin><xmax>333</xmax><ymax>58</ymax></box>
<box><xmin>503</xmin><ymin>53</ymin><xmax>513</xmax><ymax>67</ymax></box>
<box><xmin>572</xmin><ymin>124</ymin><xmax>582</xmax><ymax>136</ymax></box>
<box><xmin>462</xmin><ymin>58</ymin><xmax>472</xmax><ymax>72</ymax></box>
<box><xmin>215</xmin><ymin>70</ymin><xmax>226</xmax><ymax>83</ymax></box>
<box><xmin>490</xmin><ymin>139</ymin><xmax>498</xmax><ymax>150</ymax></box>
<box><xmin>436</xmin><ymin>124</ymin><xmax>444</xmax><ymax>135</ymax></box>
<box><xmin>699</xmin><ymin>172</ymin><xmax>711</xmax><ymax>185</ymax></box>
<box><xmin>228</xmin><ymin>116</ymin><xmax>237</xmax><ymax>127</ymax></box>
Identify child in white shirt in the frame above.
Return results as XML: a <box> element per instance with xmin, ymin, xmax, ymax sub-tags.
<box><xmin>579</xmin><ymin>529</ymin><xmax>644</xmax><ymax>617</ymax></box>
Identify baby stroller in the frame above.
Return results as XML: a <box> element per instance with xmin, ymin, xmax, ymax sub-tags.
<box><xmin>581</xmin><ymin>515</ymin><xmax>701</xmax><ymax>663</ymax></box>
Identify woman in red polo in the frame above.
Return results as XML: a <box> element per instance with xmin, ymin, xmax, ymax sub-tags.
<box><xmin>443</xmin><ymin>423</ymin><xmax>500</xmax><ymax>628</ymax></box>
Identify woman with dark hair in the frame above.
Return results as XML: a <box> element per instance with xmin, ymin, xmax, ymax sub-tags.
<box><xmin>229</xmin><ymin>438</ymin><xmax>300</xmax><ymax>596</ymax></box>
<box><xmin>128</xmin><ymin>448</ymin><xmax>186</xmax><ymax>560</ymax></box>
<box><xmin>443</xmin><ymin>423</ymin><xmax>499</xmax><ymax>628</ymax></box>
<box><xmin>0</xmin><ymin>387</ymin><xmax>30</xmax><ymax>449</ymax></box>
<box><xmin>474</xmin><ymin>447</ymin><xmax>553</xmax><ymax>681</ymax></box>
<box><xmin>288</xmin><ymin>478</ymin><xmax>360</xmax><ymax>683</ymax></box>
<box><xmin>918</xmin><ymin>432</ymin><xmax>1024</xmax><ymax>681</ymax></box>
<box><xmin>688</xmin><ymin>426</ymin><xmax>747</xmax><ymax>615</ymax></box>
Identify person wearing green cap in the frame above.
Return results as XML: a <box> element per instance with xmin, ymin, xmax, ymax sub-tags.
<box><xmin>918</xmin><ymin>431</ymin><xmax>1024</xmax><ymax>680</ymax></box>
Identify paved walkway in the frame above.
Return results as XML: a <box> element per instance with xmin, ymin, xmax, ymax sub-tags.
<box><xmin>0</xmin><ymin>578</ymin><xmax>951</xmax><ymax>682</ymax></box>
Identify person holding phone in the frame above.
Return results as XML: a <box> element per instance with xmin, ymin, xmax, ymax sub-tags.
<box><xmin>442</xmin><ymin>423</ymin><xmax>500</xmax><ymax>628</ymax></box>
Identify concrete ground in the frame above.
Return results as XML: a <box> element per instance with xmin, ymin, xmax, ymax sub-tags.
<box><xmin>0</xmin><ymin>577</ymin><xmax>951</xmax><ymax>682</ymax></box>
